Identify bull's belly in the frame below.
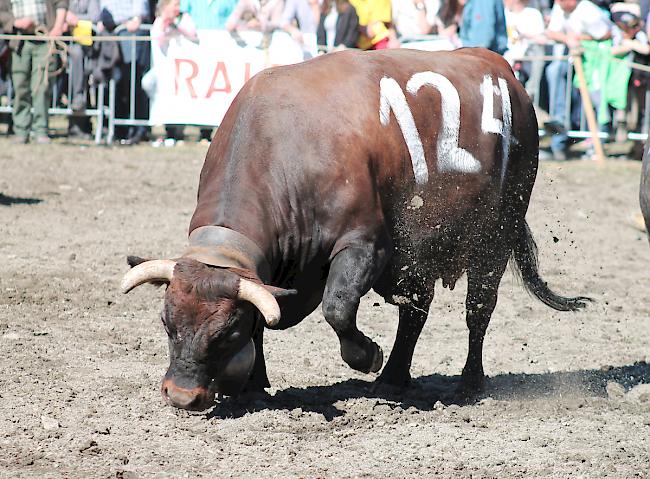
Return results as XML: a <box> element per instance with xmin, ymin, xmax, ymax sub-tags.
<box><xmin>374</xmin><ymin>206</ymin><xmax>497</xmax><ymax>302</ymax></box>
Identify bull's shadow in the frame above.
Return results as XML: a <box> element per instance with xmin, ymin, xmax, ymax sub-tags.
<box><xmin>0</xmin><ymin>193</ymin><xmax>42</xmax><ymax>206</ymax></box>
<box><xmin>206</xmin><ymin>361</ymin><xmax>650</xmax><ymax>420</ymax></box>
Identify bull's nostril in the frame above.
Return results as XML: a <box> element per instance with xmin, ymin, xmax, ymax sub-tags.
<box><xmin>161</xmin><ymin>379</ymin><xmax>214</xmax><ymax>410</ymax></box>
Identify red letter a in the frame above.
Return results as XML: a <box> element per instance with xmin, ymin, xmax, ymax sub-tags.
<box><xmin>206</xmin><ymin>62</ymin><xmax>232</xmax><ymax>98</ymax></box>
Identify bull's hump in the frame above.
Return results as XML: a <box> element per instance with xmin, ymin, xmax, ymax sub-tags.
<box><xmin>183</xmin><ymin>226</ymin><xmax>271</xmax><ymax>283</ymax></box>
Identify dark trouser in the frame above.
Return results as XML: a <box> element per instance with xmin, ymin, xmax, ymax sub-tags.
<box><xmin>112</xmin><ymin>61</ymin><xmax>149</xmax><ymax>139</ymax></box>
<box><xmin>11</xmin><ymin>40</ymin><xmax>54</xmax><ymax>138</ymax></box>
<box><xmin>68</xmin><ymin>42</ymin><xmax>90</xmax><ymax>110</ymax></box>
<box><xmin>113</xmin><ymin>31</ymin><xmax>150</xmax><ymax>139</ymax></box>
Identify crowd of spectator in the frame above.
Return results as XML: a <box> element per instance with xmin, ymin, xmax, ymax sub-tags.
<box><xmin>0</xmin><ymin>0</ymin><xmax>649</xmax><ymax>159</ymax></box>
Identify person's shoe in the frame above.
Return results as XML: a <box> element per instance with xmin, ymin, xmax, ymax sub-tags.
<box><xmin>114</xmin><ymin>126</ymin><xmax>129</xmax><ymax>142</ymax></box>
<box><xmin>121</xmin><ymin>126</ymin><xmax>148</xmax><ymax>146</ymax></box>
<box><xmin>10</xmin><ymin>135</ymin><xmax>28</xmax><ymax>144</ymax></box>
<box><xmin>68</xmin><ymin>124</ymin><xmax>93</xmax><ymax>141</ymax></box>
<box><xmin>581</xmin><ymin>147</ymin><xmax>597</xmax><ymax>161</ymax></box>
<box><xmin>539</xmin><ymin>149</ymin><xmax>566</xmax><ymax>162</ymax></box>
<box><xmin>200</xmin><ymin>128</ymin><xmax>213</xmax><ymax>141</ymax></box>
<box><xmin>70</xmin><ymin>98</ymin><xmax>86</xmax><ymax>111</ymax></box>
<box><xmin>544</xmin><ymin>120</ymin><xmax>565</xmax><ymax>135</ymax></box>
<box><xmin>35</xmin><ymin>135</ymin><xmax>51</xmax><ymax>144</ymax></box>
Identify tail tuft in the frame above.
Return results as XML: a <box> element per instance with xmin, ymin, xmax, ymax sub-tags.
<box><xmin>512</xmin><ymin>221</ymin><xmax>592</xmax><ymax>311</ymax></box>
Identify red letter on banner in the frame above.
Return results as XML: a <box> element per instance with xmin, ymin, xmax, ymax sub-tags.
<box><xmin>206</xmin><ymin>62</ymin><xmax>232</xmax><ymax>98</ymax></box>
<box><xmin>174</xmin><ymin>59</ymin><xmax>199</xmax><ymax>98</ymax></box>
<box><xmin>244</xmin><ymin>63</ymin><xmax>251</xmax><ymax>83</ymax></box>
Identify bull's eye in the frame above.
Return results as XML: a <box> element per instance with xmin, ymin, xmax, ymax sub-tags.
<box><xmin>209</xmin><ymin>330</ymin><xmax>239</xmax><ymax>351</ymax></box>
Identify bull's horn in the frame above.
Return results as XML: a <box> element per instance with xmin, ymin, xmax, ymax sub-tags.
<box><xmin>121</xmin><ymin>260</ymin><xmax>176</xmax><ymax>294</ymax></box>
<box><xmin>238</xmin><ymin>279</ymin><xmax>281</xmax><ymax>327</ymax></box>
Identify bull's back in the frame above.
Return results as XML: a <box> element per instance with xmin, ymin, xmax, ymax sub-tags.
<box><xmin>195</xmin><ymin>49</ymin><xmax>537</xmax><ymax>252</ymax></box>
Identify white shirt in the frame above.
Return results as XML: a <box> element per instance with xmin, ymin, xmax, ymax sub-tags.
<box><xmin>392</xmin><ymin>0</ymin><xmax>440</xmax><ymax>39</ymax></box>
<box><xmin>505</xmin><ymin>6</ymin><xmax>545</xmax><ymax>59</ymax></box>
<box><xmin>323</xmin><ymin>2</ymin><xmax>338</xmax><ymax>49</ymax></box>
<box><xmin>547</xmin><ymin>0</ymin><xmax>612</xmax><ymax>57</ymax></box>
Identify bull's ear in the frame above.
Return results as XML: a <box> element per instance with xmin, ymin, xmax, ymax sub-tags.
<box><xmin>264</xmin><ymin>286</ymin><xmax>298</xmax><ymax>297</ymax></box>
<box><xmin>127</xmin><ymin>255</ymin><xmax>150</xmax><ymax>268</ymax></box>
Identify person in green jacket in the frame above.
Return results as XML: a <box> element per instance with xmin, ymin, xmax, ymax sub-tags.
<box><xmin>1</xmin><ymin>0</ymin><xmax>68</xmax><ymax>144</ymax></box>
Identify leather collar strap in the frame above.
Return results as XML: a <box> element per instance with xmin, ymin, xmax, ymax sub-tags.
<box><xmin>182</xmin><ymin>226</ymin><xmax>271</xmax><ymax>283</ymax></box>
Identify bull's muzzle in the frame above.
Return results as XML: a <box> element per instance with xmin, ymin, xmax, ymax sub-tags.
<box><xmin>161</xmin><ymin>380</ymin><xmax>215</xmax><ymax>411</ymax></box>
<box><xmin>161</xmin><ymin>340</ymin><xmax>256</xmax><ymax>410</ymax></box>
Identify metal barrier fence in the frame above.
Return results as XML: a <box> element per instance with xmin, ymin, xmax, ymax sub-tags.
<box><xmin>0</xmin><ymin>30</ymin><xmax>649</xmax><ymax>147</ymax></box>
<box><xmin>526</xmin><ymin>48</ymin><xmax>650</xmax><ymax>143</ymax></box>
<box><xmin>0</xmin><ymin>26</ymin><xmax>110</xmax><ymax>145</ymax></box>
<box><xmin>104</xmin><ymin>24</ymin><xmax>153</xmax><ymax>145</ymax></box>
<box><xmin>0</xmin><ymin>24</ymin><xmax>150</xmax><ymax>145</ymax></box>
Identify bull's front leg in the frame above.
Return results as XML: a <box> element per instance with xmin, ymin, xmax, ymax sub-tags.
<box><xmin>241</xmin><ymin>316</ymin><xmax>271</xmax><ymax>395</ymax></box>
<box><xmin>371</xmin><ymin>295</ymin><xmax>433</xmax><ymax>394</ymax></box>
<box><xmin>322</xmin><ymin>244</ymin><xmax>388</xmax><ymax>373</ymax></box>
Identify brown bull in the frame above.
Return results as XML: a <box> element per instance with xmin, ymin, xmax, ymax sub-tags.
<box><xmin>122</xmin><ymin>48</ymin><xmax>588</xmax><ymax>411</ymax></box>
<box><xmin>641</xmin><ymin>140</ymin><xmax>650</xmax><ymax>238</ymax></box>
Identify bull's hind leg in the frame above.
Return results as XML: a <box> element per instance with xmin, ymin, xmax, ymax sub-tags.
<box><xmin>457</xmin><ymin>247</ymin><xmax>511</xmax><ymax>402</ymax></box>
<box><xmin>322</xmin><ymin>244</ymin><xmax>389</xmax><ymax>373</ymax></box>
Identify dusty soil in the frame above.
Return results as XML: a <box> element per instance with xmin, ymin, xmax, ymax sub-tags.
<box><xmin>1</xmin><ymin>136</ymin><xmax>650</xmax><ymax>478</ymax></box>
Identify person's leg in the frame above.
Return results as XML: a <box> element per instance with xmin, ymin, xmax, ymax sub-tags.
<box><xmin>112</xmin><ymin>62</ymin><xmax>129</xmax><ymax>140</ymax></box>
<box><xmin>525</xmin><ymin>45</ymin><xmax>544</xmax><ymax>106</ymax></box>
<box><xmin>11</xmin><ymin>42</ymin><xmax>34</xmax><ymax>140</ymax></box>
<box><xmin>200</xmin><ymin>127</ymin><xmax>213</xmax><ymax>142</ymax></box>
<box><xmin>68</xmin><ymin>43</ymin><xmax>87</xmax><ymax>110</ymax></box>
<box><xmin>30</xmin><ymin>41</ymin><xmax>53</xmax><ymax>140</ymax></box>
<box><xmin>166</xmin><ymin>125</ymin><xmax>183</xmax><ymax>140</ymax></box>
<box><xmin>546</xmin><ymin>59</ymin><xmax>568</xmax><ymax>158</ymax></box>
<box><xmin>590</xmin><ymin>88</ymin><xmax>613</xmax><ymax>139</ymax></box>
<box><xmin>547</xmin><ymin>59</ymin><xmax>568</xmax><ymax>124</ymax></box>
<box><xmin>131</xmin><ymin>64</ymin><xmax>150</xmax><ymax>141</ymax></box>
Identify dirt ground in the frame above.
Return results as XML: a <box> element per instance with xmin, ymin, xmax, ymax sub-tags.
<box><xmin>1</xmin><ymin>133</ymin><xmax>650</xmax><ymax>478</ymax></box>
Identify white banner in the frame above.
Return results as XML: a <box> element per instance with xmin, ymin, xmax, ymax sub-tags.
<box><xmin>147</xmin><ymin>30</ymin><xmax>317</xmax><ymax>126</ymax></box>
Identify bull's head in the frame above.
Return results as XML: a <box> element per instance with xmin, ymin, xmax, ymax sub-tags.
<box><xmin>121</xmin><ymin>256</ymin><xmax>292</xmax><ymax>410</ymax></box>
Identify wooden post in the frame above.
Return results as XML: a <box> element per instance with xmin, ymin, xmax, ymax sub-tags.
<box><xmin>571</xmin><ymin>48</ymin><xmax>606</xmax><ymax>167</ymax></box>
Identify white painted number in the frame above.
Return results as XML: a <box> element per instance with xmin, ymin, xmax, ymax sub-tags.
<box><xmin>407</xmin><ymin>72</ymin><xmax>481</xmax><ymax>175</ymax></box>
<box><xmin>480</xmin><ymin>75</ymin><xmax>513</xmax><ymax>183</ymax></box>
<box><xmin>379</xmin><ymin>77</ymin><xmax>428</xmax><ymax>185</ymax></box>
<box><xmin>379</xmin><ymin>72</ymin><xmax>514</xmax><ymax>184</ymax></box>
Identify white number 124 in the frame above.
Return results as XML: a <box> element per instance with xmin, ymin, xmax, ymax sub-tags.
<box><xmin>379</xmin><ymin>73</ymin><xmax>513</xmax><ymax>185</ymax></box>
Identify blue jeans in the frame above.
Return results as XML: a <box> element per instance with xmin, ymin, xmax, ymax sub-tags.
<box><xmin>546</xmin><ymin>58</ymin><xmax>569</xmax><ymax>153</ymax></box>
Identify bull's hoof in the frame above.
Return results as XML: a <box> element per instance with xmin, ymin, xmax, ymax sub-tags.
<box><xmin>341</xmin><ymin>339</ymin><xmax>384</xmax><ymax>374</ymax></box>
<box><xmin>454</xmin><ymin>375</ymin><xmax>487</xmax><ymax>404</ymax></box>
<box><xmin>368</xmin><ymin>381</ymin><xmax>409</xmax><ymax>397</ymax></box>
<box><xmin>370</xmin><ymin>344</ymin><xmax>383</xmax><ymax>373</ymax></box>
<box><xmin>219</xmin><ymin>389</ymin><xmax>271</xmax><ymax>403</ymax></box>
<box><xmin>240</xmin><ymin>380</ymin><xmax>270</xmax><ymax>396</ymax></box>
<box><xmin>368</xmin><ymin>369</ymin><xmax>411</xmax><ymax>396</ymax></box>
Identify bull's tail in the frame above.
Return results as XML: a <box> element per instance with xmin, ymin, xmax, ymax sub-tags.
<box><xmin>511</xmin><ymin>221</ymin><xmax>591</xmax><ymax>311</ymax></box>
